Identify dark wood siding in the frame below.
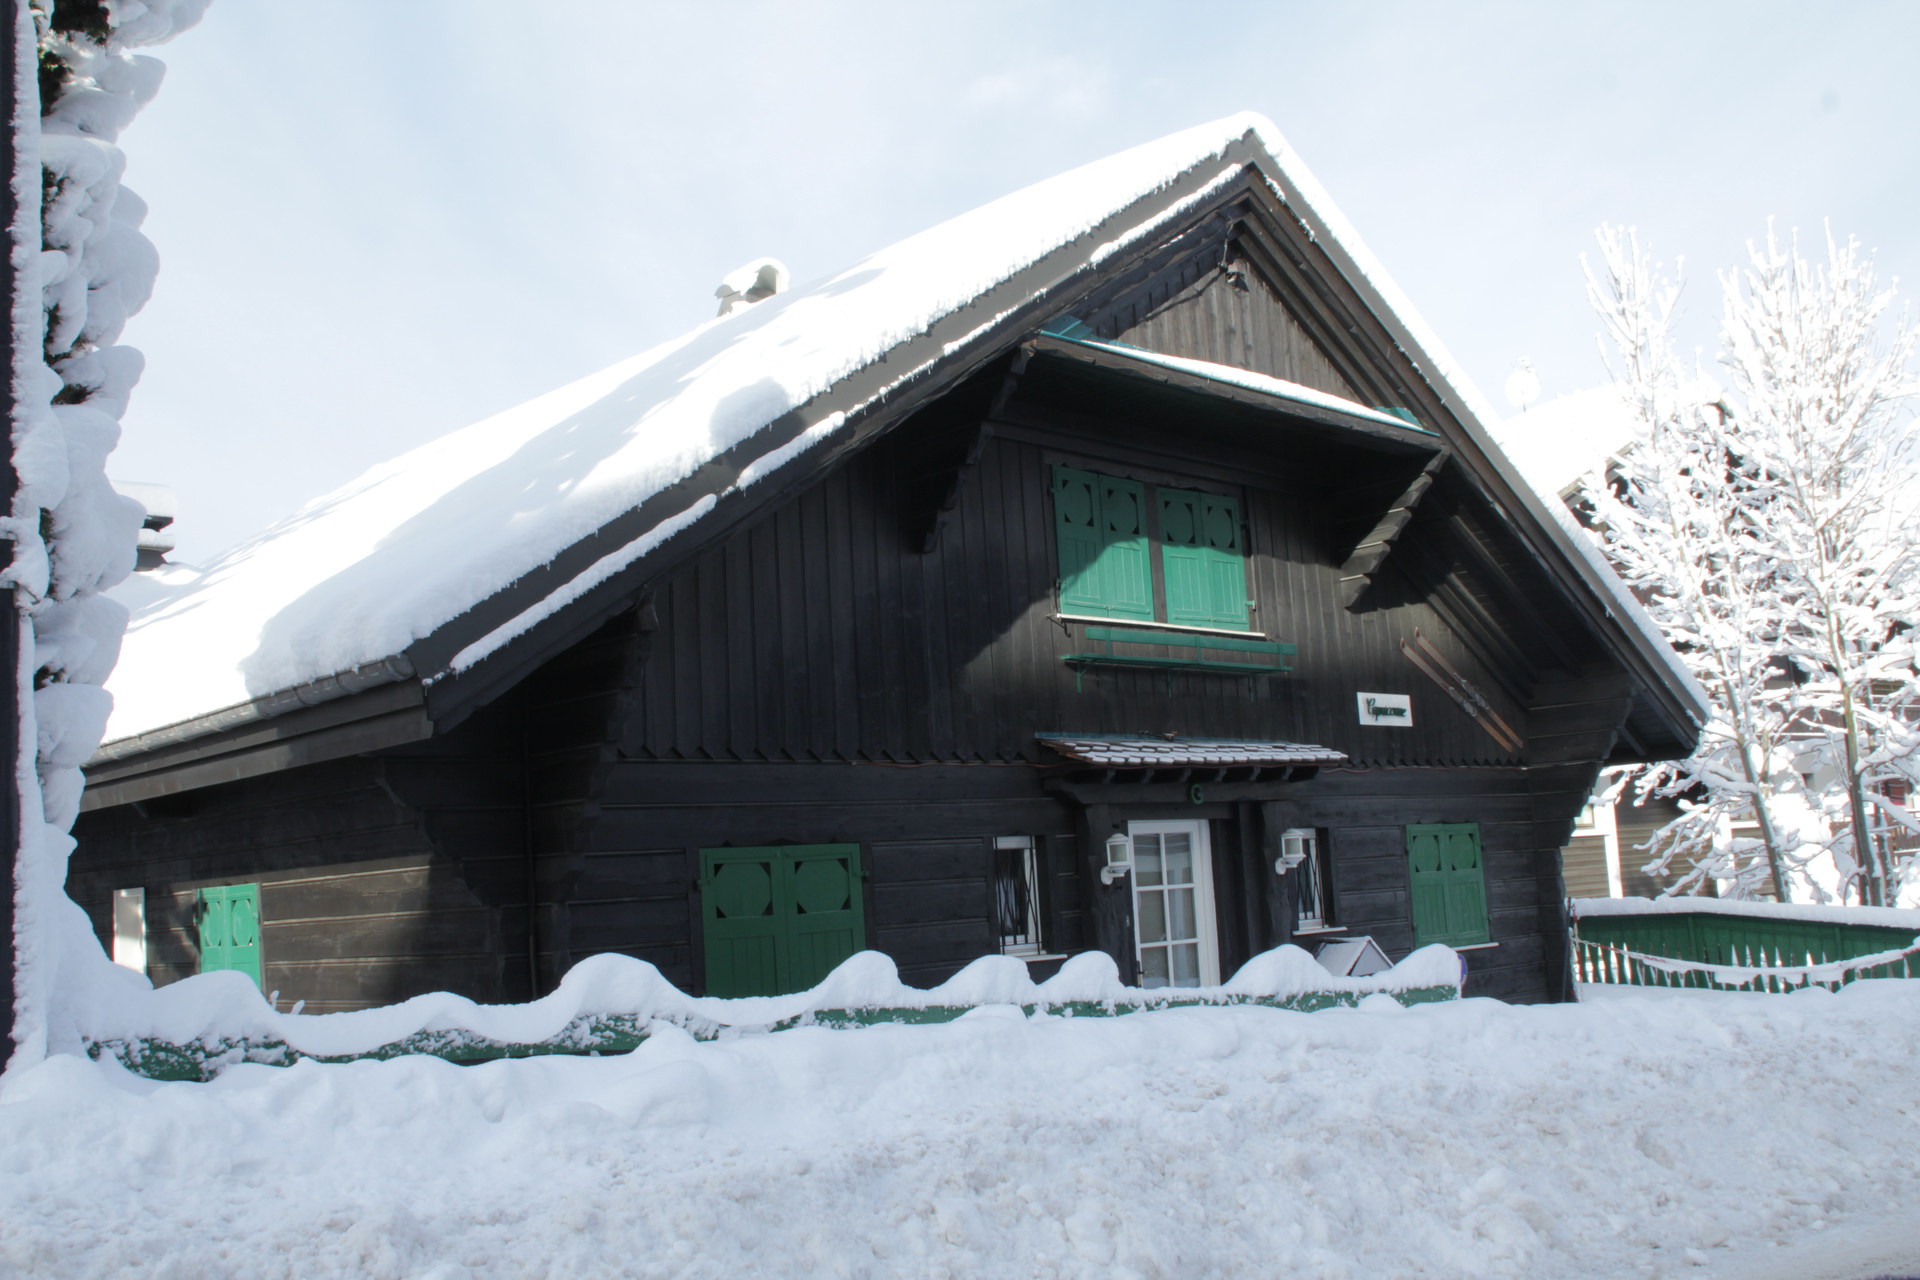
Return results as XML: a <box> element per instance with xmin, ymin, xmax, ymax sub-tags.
<box><xmin>1104</xmin><ymin>254</ymin><xmax>1361</xmax><ymax>404</ymax></box>
<box><xmin>618</xmin><ymin>417</ymin><xmax>1546</xmax><ymax>771</ymax></box>
<box><xmin>66</xmin><ymin>755</ymin><xmax>517</xmax><ymax>1014</ymax></box>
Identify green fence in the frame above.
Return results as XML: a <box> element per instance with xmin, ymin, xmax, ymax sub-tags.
<box><xmin>85</xmin><ymin>944</ymin><xmax>1465</xmax><ymax>1083</ymax></box>
<box><xmin>1571</xmin><ymin>903</ymin><xmax>1920</xmax><ymax>993</ymax></box>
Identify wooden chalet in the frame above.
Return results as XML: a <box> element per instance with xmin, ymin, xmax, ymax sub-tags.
<box><xmin>68</xmin><ymin>115</ymin><xmax>1704</xmax><ymax>1013</ymax></box>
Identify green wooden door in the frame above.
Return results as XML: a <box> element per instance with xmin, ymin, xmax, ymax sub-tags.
<box><xmin>197</xmin><ymin>883</ymin><xmax>263</xmax><ymax>986</ymax></box>
<box><xmin>1406</xmin><ymin>824</ymin><xmax>1489</xmax><ymax>947</ymax></box>
<box><xmin>700</xmin><ymin>845</ymin><xmax>865</xmax><ymax>997</ymax></box>
<box><xmin>1053</xmin><ymin>466</ymin><xmax>1154</xmax><ymax>620</ymax></box>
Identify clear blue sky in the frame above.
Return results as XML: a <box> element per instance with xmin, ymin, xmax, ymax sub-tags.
<box><xmin>109</xmin><ymin>1</ymin><xmax>1920</xmax><ymax>561</ymax></box>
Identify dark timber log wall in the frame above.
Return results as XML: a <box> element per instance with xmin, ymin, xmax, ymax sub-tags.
<box><xmin>622</xmin><ymin>418</ymin><xmax>1554</xmax><ymax>770</ymax></box>
<box><xmin>66</xmin><ymin>754</ymin><xmax>517</xmax><ymax>1014</ymax></box>
<box><xmin>1100</xmin><ymin>248</ymin><xmax>1362</xmax><ymax>403</ymax></box>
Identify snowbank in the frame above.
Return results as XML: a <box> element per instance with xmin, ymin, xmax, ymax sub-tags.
<box><xmin>4</xmin><ymin>981</ymin><xmax>1918</xmax><ymax>1279</ymax></box>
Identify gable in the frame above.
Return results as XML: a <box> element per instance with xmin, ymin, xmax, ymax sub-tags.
<box><xmin>1076</xmin><ymin>220</ymin><xmax>1362</xmax><ymax>405</ymax></box>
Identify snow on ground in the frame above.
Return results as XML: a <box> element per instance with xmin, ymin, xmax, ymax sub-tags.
<box><xmin>4</xmin><ymin>982</ymin><xmax>1919</xmax><ymax>1279</ymax></box>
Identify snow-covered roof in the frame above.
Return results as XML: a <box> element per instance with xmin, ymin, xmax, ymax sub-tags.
<box><xmin>1492</xmin><ymin>386</ymin><xmax>1641</xmax><ymax>498</ymax></box>
<box><xmin>1036</xmin><ymin>735</ymin><xmax>1347</xmax><ymax>769</ymax></box>
<box><xmin>101</xmin><ymin>112</ymin><xmax>1707</xmax><ymax>753</ymax></box>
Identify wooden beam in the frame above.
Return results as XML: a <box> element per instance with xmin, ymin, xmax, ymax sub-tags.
<box><xmin>1338</xmin><ymin>454</ymin><xmax>1446</xmax><ymax>608</ymax></box>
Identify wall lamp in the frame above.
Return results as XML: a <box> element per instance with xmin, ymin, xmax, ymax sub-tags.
<box><xmin>1102</xmin><ymin>831</ymin><xmax>1134</xmax><ymax>885</ymax></box>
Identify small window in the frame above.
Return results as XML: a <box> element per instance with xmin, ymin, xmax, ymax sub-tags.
<box><xmin>1284</xmin><ymin>829</ymin><xmax>1333</xmax><ymax>932</ymax></box>
<box><xmin>992</xmin><ymin>836</ymin><xmax>1045</xmax><ymax>956</ymax></box>
<box><xmin>112</xmin><ymin>887</ymin><xmax>147</xmax><ymax>973</ymax></box>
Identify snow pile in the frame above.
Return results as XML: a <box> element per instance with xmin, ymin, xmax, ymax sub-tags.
<box><xmin>7</xmin><ymin>1</ymin><xmax>206</xmax><ymax>1066</ymax></box>
<box><xmin>4</xmin><ymin>983</ymin><xmax>1918</xmax><ymax>1278</ymax></box>
<box><xmin>79</xmin><ymin>944</ymin><xmax>1464</xmax><ymax>1074</ymax></box>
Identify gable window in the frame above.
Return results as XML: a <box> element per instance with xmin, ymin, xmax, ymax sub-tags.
<box><xmin>1283</xmin><ymin>829</ymin><xmax>1334</xmax><ymax>933</ymax></box>
<box><xmin>1406</xmin><ymin>823</ymin><xmax>1490</xmax><ymax>947</ymax></box>
<box><xmin>991</xmin><ymin>836</ymin><xmax>1045</xmax><ymax>957</ymax></box>
<box><xmin>1052</xmin><ymin>465</ymin><xmax>1249</xmax><ymax>631</ymax></box>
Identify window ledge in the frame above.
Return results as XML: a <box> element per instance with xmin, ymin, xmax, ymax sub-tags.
<box><xmin>1005</xmin><ymin>952</ymin><xmax>1070</xmax><ymax>963</ymax></box>
<box><xmin>1055</xmin><ymin>614</ymin><xmax>1268</xmax><ymax>641</ymax></box>
<box><xmin>1454</xmin><ymin>942</ymin><xmax>1500</xmax><ymax>952</ymax></box>
<box><xmin>1292</xmin><ymin>926</ymin><xmax>1347</xmax><ymax>937</ymax></box>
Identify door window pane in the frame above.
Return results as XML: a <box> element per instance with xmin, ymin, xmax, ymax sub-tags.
<box><xmin>1140</xmin><ymin>947</ymin><xmax>1171</xmax><ymax>987</ymax></box>
<box><xmin>1163</xmin><ymin>835</ymin><xmax>1193</xmax><ymax>884</ymax></box>
<box><xmin>1138</xmin><ymin>891</ymin><xmax>1168</xmax><ymax>944</ymax></box>
<box><xmin>1170</xmin><ymin>943</ymin><xmax>1199</xmax><ymax>986</ymax></box>
<box><xmin>1134</xmin><ymin>834</ymin><xmax>1164</xmax><ymax>887</ymax></box>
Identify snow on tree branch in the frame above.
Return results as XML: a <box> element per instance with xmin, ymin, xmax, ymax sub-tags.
<box><xmin>1577</xmin><ymin>223</ymin><xmax>1920</xmax><ymax>907</ymax></box>
<box><xmin>8</xmin><ymin>0</ymin><xmax>207</xmax><ymax>1070</ymax></box>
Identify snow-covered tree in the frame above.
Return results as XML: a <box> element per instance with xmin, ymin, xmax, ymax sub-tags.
<box><xmin>1719</xmin><ymin>227</ymin><xmax>1920</xmax><ymax>906</ymax></box>
<box><xmin>7</xmin><ymin>0</ymin><xmax>207</xmax><ymax>1069</ymax></box>
<box><xmin>1578</xmin><ymin>225</ymin><xmax>1920</xmax><ymax>905</ymax></box>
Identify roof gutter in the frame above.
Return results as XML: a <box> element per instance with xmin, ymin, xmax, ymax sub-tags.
<box><xmin>88</xmin><ymin>653</ymin><xmax>417</xmax><ymax>765</ymax></box>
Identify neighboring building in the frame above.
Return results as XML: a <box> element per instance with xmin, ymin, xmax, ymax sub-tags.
<box><xmin>68</xmin><ymin>115</ymin><xmax>1704</xmax><ymax>1012</ymax></box>
<box><xmin>1559</xmin><ymin>784</ymin><xmax>1692</xmax><ymax>901</ymax></box>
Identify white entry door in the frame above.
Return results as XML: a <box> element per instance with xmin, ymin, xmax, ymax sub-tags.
<box><xmin>1129</xmin><ymin>819</ymin><xmax>1221</xmax><ymax>988</ymax></box>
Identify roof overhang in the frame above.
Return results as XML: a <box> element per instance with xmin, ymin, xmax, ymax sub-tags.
<box><xmin>1038</xmin><ymin>733</ymin><xmax>1348</xmax><ymax>769</ymax></box>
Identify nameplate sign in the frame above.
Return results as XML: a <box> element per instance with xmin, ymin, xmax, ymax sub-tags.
<box><xmin>1357</xmin><ymin>692</ymin><xmax>1412</xmax><ymax>727</ymax></box>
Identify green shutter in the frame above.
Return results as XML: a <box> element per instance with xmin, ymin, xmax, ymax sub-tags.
<box><xmin>1406</xmin><ymin>824</ymin><xmax>1489</xmax><ymax>946</ymax></box>
<box><xmin>701</xmin><ymin>845</ymin><xmax>866</xmax><ymax>997</ymax></box>
<box><xmin>1159</xmin><ymin>487</ymin><xmax>1248</xmax><ymax>629</ymax></box>
<box><xmin>1054</xmin><ymin>466</ymin><xmax>1154</xmax><ymax>621</ymax></box>
<box><xmin>197</xmin><ymin>884</ymin><xmax>262</xmax><ymax>987</ymax></box>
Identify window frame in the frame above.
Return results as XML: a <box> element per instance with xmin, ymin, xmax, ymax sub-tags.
<box><xmin>991</xmin><ymin>835</ymin><xmax>1048</xmax><ymax>958</ymax></box>
<box><xmin>1051</xmin><ymin>464</ymin><xmax>1252</xmax><ymax>632</ymax></box>
<box><xmin>1283</xmin><ymin>828</ymin><xmax>1338</xmax><ymax>935</ymax></box>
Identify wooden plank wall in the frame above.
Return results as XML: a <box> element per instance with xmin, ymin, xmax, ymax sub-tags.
<box><xmin>622</xmin><ymin>421</ymin><xmax>1544</xmax><ymax>772</ymax></box>
<box><xmin>555</xmin><ymin>761</ymin><xmax>1082</xmax><ymax>989</ymax></box>
<box><xmin>1100</xmin><ymin>252</ymin><xmax>1363</xmax><ymax>404</ymax></box>
<box><xmin>1287</xmin><ymin>767</ymin><xmax>1551</xmax><ymax>1003</ymax></box>
<box><xmin>66</xmin><ymin>755</ymin><xmax>516</xmax><ymax>1014</ymax></box>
